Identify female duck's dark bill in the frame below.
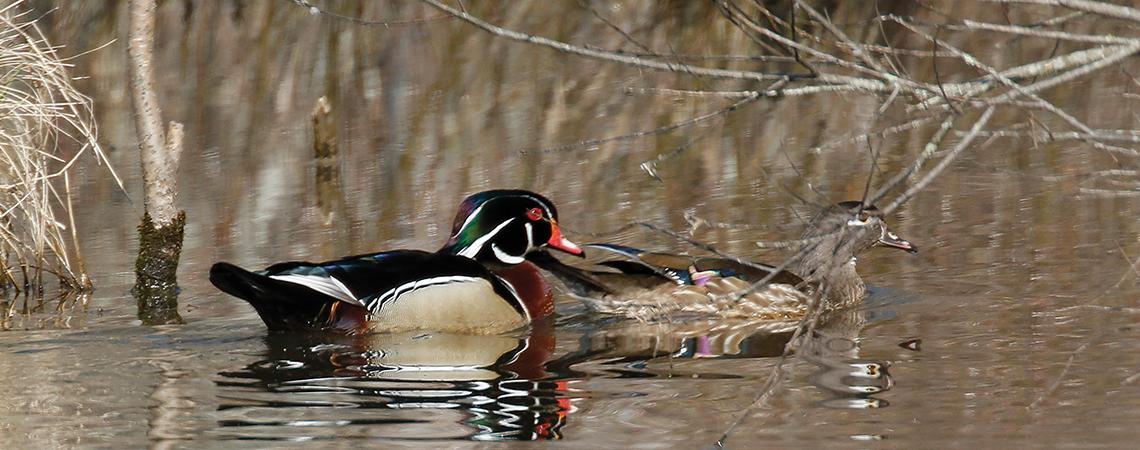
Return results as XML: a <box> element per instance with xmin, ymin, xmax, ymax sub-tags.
<box><xmin>879</xmin><ymin>230</ymin><xmax>917</xmax><ymax>253</ymax></box>
<box><xmin>546</xmin><ymin>222</ymin><xmax>584</xmax><ymax>256</ymax></box>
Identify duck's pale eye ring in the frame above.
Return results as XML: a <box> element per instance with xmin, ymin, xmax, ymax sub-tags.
<box><xmin>526</xmin><ymin>207</ymin><xmax>543</xmax><ymax>221</ymax></box>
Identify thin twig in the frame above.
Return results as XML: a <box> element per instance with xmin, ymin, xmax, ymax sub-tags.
<box><xmin>882</xmin><ymin>107</ymin><xmax>997</xmax><ymax>214</ymax></box>
<box><xmin>291</xmin><ymin>0</ymin><xmax>449</xmax><ymax>27</ymax></box>
<box><xmin>522</xmin><ymin>93</ymin><xmax>762</xmax><ymax>154</ymax></box>
<box><xmin>869</xmin><ymin>115</ymin><xmax>957</xmax><ymax>204</ymax></box>
<box><xmin>959</xmin><ymin>18</ymin><xmax>1139</xmax><ymax>45</ymax></box>
<box><xmin>421</xmin><ymin>0</ymin><xmax>792</xmax><ymax>82</ymax></box>
<box><xmin>986</xmin><ymin>0</ymin><xmax>1140</xmax><ymax>23</ymax></box>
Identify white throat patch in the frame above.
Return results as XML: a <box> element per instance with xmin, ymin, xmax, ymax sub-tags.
<box><xmin>492</xmin><ymin>244</ymin><xmax>525</xmax><ymax>264</ymax></box>
<box><xmin>491</xmin><ymin>222</ymin><xmax>534</xmax><ymax>264</ymax></box>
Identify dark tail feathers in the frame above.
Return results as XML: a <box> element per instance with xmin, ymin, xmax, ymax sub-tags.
<box><xmin>209</xmin><ymin>262</ymin><xmax>356</xmax><ymax>332</ymax></box>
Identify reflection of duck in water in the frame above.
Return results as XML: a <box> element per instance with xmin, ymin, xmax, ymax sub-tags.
<box><xmin>554</xmin><ymin>318</ymin><xmax>798</xmax><ymax>363</ymax></box>
<box><xmin>329</xmin><ymin>331</ymin><xmax>539</xmax><ymax>381</ymax></box>
<box><xmin>323</xmin><ymin>319</ymin><xmax>558</xmax><ymax>381</ymax></box>
<box><xmin>800</xmin><ymin>307</ymin><xmax>894</xmax><ymax>410</ymax></box>
<box><xmin>532</xmin><ymin>202</ymin><xmax>915</xmax><ymax>321</ymax></box>
<box><xmin>217</xmin><ymin>322</ymin><xmax>574</xmax><ymax>441</ymax></box>
<box><xmin>550</xmin><ymin>299</ymin><xmax>894</xmax><ymax>407</ymax></box>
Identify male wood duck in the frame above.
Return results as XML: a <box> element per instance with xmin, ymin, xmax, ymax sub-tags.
<box><xmin>210</xmin><ymin>189</ymin><xmax>584</xmax><ymax>334</ymax></box>
<box><xmin>530</xmin><ymin>201</ymin><xmax>916</xmax><ymax>320</ymax></box>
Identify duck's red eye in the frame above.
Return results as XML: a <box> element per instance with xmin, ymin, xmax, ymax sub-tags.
<box><xmin>526</xmin><ymin>207</ymin><xmax>543</xmax><ymax>221</ymax></box>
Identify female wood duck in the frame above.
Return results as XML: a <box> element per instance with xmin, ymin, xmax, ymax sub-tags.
<box><xmin>210</xmin><ymin>189</ymin><xmax>584</xmax><ymax>334</ymax></box>
<box><xmin>529</xmin><ymin>201</ymin><xmax>915</xmax><ymax>321</ymax></box>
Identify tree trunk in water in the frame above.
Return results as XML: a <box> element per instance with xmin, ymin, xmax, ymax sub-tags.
<box><xmin>129</xmin><ymin>0</ymin><xmax>184</xmax><ymax>325</ymax></box>
<box><xmin>135</xmin><ymin>211</ymin><xmax>185</xmax><ymax>324</ymax></box>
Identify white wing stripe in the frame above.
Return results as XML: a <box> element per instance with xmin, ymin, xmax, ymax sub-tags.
<box><xmin>270</xmin><ymin>274</ymin><xmax>360</xmax><ymax>305</ymax></box>
<box><xmin>367</xmin><ymin>275</ymin><xmax>482</xmax><ymax>313</ymax></box>
<box><xmin>495</xmin><ymin>274</ymin><xmax>526</xmax><ymax>318</ymax></box>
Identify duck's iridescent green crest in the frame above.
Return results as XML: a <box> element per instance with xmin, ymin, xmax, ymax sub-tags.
<box><xmin>439</xmin><ymin>189</ymin><xmax>581</xmax><ymax>265</ymax></box>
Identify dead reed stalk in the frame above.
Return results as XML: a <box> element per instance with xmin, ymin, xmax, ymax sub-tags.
<box><xmin>0</xmin><ymin>1</ymin><xmax>117</xmax><ymax>303</ymax></box>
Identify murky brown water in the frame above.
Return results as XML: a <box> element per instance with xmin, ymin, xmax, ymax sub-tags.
<box><xmin>2</xmin><ymin>1</ymin><xmax>1139</xmax><ymax>448</ymax></box>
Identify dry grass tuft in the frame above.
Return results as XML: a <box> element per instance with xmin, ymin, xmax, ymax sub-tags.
<box><xmin>0</xmin><ymin>1</ymin><xmax>118</xmax><ymax>306</ymax></box>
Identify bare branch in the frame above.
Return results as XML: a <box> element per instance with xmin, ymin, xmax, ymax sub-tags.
<box><xmin>913</xmin><ymin>45</ymin><xmax>1138</xmax><ymax>110</ymax></box>
<box><xmin>719</xmin><ymin>3</ymin><xmax>934</xmax><ymax>95</ymax></box>
<box><xmin>963</xmin><ymin>129</ymin><xmax>1140</xmax><ymax>144</ymax></box>
<box><xmin>870</xmin><ymin>115</ymin><xmax>956</xmax><ymax>203</ymax></box>
<box><xmin>523</xmin><ymin>93</ymin><xmax>762</xmax><ymax>154</ymax></box>
<box><xmin>796</xmin><ymin>1</ymin><xmax>893</xmax><ymax>75</ymax></box>
<box><xmin>419</xmin><ymin>0</ymin><xmax>789</xmax><ymax>82</ymax></box>
<box><xmin>987</xmin><ymin>0</ymin><xmax>1140</xmax><ymax>23</ymax></box>
<box><xmin>882</xmin><ymin>107</ymin><xmax>997</xmax><ymax>214</ymax></box>
<box><xmin>959</xmin><ymin>18</ymin><xmax>1139</xmax><ymax>45</ymax></box>
<box><xmin>291</xmin><ymin>0</ymin><xmax>449</xmax><ymax>27</ymax></box>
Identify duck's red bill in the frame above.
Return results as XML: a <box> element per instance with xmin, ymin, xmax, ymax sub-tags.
<box><xmin>547</xmin><ymin>225</ymin><xmax>584</xmax><ymax>256</ymax></box>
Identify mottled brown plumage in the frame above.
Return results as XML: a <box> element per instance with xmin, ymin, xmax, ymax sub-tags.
<box><xmin>533</xmin><ymin>201</ymin><xmax>916</xmax><ymax>322</ymax></box>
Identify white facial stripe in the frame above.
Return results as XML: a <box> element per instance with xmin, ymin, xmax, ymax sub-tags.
<box><xmin>457</xmin><ymin>218</ymin><xmax>515</xmax><ymax>259</ymax></box>
<box><xmin>456</xmin><ymin>195</ymin><xmax>553</xmax><ymax>237</ymax></box>
<box><xmin>524</xmin><ymin>222</ymin><xmax>534</xmax><ymax>251</ymax></box>
<box><xmin>368</xmin><ymin>275</ymin><xmax>481</xmax><ymax>312</ymax></box>
<box><xmin>270</xmin><ymin>273</ymin><xmax>360</xmax><ymax>305</ymax></box>
<box><xmin>487</xmin><ymin>222</ymin><xmax>534</xmax><ymax>265</ymax></box>
<box><xmin>451</xmin><ymin>204</ymin><xmax>485</xmax><ymax>239</ymax></box>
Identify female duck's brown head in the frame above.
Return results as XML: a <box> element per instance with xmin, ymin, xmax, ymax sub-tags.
<box><xmin>827</xmin><ymin>201</ymin><xmax>916</xmax><ymax>255</ymax></box>
<box><xmin>793</xmin><ymin>201</ymin><xmax>916</xmax><ymax>307</ymax></box>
